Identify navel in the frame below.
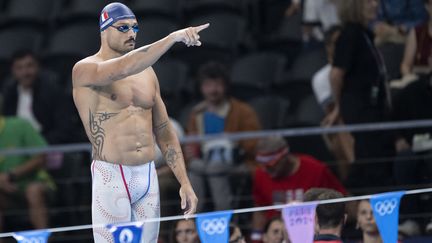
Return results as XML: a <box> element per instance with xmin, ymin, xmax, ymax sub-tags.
<box><xmin>136</xmin><ymin>142</ymin><xmax>143</xmax><ymax>152</ymax></box>
<box><xmin>110</xmin><ymin>93</ymin><xmax>117</xmax><ymax>101</ymax></box>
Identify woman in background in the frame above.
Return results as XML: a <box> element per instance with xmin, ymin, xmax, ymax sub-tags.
<box><xmin>330</xmin><ymin>0</ymin><xmax>393</xmax><ymax>188</ymax></box>
<box><xmin>171</xmin><ymin>219</ymin><xmax>200</xmax><ymax>243</ymax></box>
<box><xmin>356</xmin><ymin>200</ymin><xmax>383</xmax><ymax>243</ymax></box>
<box><xmin>262</xmin><ymin>217</ymin><xmax>290</xmax><ymax>243</ymax></box>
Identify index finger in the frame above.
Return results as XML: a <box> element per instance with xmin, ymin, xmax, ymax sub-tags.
<box><xmin>193</xmin><ymin>23</ymin><xmax>210</xmax><ymax>33</ymax></box>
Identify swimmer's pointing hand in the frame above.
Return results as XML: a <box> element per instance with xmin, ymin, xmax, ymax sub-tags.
<box><xmin>170</xmin><ymin>23</ymin><xmax>210</xmax><ymax>47</ymax></box>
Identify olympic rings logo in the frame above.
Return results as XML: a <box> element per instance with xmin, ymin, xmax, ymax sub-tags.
<box><xmin>119</xmin><ymin>228</ymin><xmax>134</xmax><ymax>243</ymax></box>
<box><xmin>200</xmin><ymin>217</ymin><xmax>228</xmax><ymax>235</ymax></box>
<box><xmin>374</xmin><ymin>198</ymin><xmax>398</xmax><ymax>216</ymax></box>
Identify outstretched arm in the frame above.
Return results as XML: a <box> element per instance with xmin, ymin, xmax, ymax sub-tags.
<box><xmin>72</xmin><ymin>23</ymin><xmax>209</xmax><ymax>87</ymax></box>
<box><xmin>151</xmin><ymin>70</ymin><xmax>198</xmax><ymax>215</ymax></box>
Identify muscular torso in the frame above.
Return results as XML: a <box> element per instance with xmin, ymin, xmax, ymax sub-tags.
<box><xmin>73</xmin><ymin>57</ymin><xmax>158</xmax><ymax>165</ymax></box>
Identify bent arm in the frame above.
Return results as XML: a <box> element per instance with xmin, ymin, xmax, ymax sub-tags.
<box><xmin>73</xmin><ymin>35</ymin><xmax>177</xmax><ymax>87</ymax></box>
<box><xmin>330</xmin><ymin>67</ymin><xmax>345</xmax><ymax>106</ymax></box>
<box><xmin>401</xmin><ymin>28</ymin><xmax>417</xmax><ymax>76</ymax></box>
<box><xmin>152</xmin><ymin>73</ymin><xmax>190</xmax><ymax>186</ymax></box>
<box><xmin>10</xmin><ymin>154</ymin><xmax>45</xmax><ymax>178</ymax></box>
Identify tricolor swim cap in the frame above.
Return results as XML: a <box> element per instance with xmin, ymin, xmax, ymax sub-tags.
<box><xmin>99</xmin><ymin>2</ymin><xmax>136</xmax><ymax>31</ymax></box>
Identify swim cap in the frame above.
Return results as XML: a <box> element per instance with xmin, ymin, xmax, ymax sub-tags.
<box><xmin>99</xmin><ymin>2</ymin><xmax>136</xmax><ymax>31</ymax></box>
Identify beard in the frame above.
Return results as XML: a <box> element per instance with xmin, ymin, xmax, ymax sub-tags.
<box><xmin>109</xmin><ymin>39</ymin><xmax>135</xmax><ymax>55</ymax></box>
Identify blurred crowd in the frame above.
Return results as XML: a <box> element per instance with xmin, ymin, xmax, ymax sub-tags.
<box><xmin>0</xmin><ymin>0</ymin><xmax>432</xmax><ymax>242</ymax></box>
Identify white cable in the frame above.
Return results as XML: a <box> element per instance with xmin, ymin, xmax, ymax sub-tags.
<box><xmin>1</xmin><ymin>187</ymin><xmax>431</xmax><ymax>238</ymax></box>
<box><xmin>1</xmin><ymin>119</ymin><xmax>432</xmax><ymax>156</ymax></box>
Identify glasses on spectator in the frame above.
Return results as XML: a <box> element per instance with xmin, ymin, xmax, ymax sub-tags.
<box><xmin>175</xmin><ymin>229</ymin><xmax>195</xmax><ymax>236</ymax></box>
<box><xmin>229</xmin><ymin>235</ymin><xmax>245</xmax><ymax>243</ymax></box>
<box><xmin>110</xmin><ymin>24</ymin><xmax>139</xmax><ymax>33</ymax></box>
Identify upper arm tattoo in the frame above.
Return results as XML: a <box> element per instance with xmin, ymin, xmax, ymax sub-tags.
<box><xmin>154</xmin><ymin>120</ymin><xmax>169</xmax><ymax>134</ymax></box>
<box><xmin>89</xmin><ymin>109</ymin><xmax>119</xmax><ymax>160</ymax></box>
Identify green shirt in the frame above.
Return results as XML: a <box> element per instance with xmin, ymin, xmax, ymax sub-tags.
<box><xmin>0</xmin><ymin>117</ymin><xmax>54</xmax><ymax>190</ymax></box>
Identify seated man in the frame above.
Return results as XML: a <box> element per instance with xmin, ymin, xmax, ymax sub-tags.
<box><xmin>251</xmin><ymin>137</ymin><xmax>346</xmax><ymax>242</ymax></box>
<box><xmin>2</xmin><ymin>49</ymin><xmax>72</xmax><ymax>144</ymax></box>
<box><xmin>0</xmin><ymin>101</ymin><xmax>54</xmax><ymax>233</ymax></box>
<box><xmin>185</xmin><ymin>62</ymin><xmax>261</xmax><ymax>212</ymax></box>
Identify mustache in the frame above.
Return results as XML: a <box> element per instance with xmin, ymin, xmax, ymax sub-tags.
<box><xmin>125</xmin><ymin>38</ymin><xmax>135</xmax><ymax>44</ymax></box>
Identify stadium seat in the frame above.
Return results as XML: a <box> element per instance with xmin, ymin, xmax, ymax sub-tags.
<box><xmin>43</xmin><ymin>22</ymin><xmax>99</xmax><ymax>85</ymax></box>
<box><xmin>58</xmin><ymin>0</ymin><xmax>107</xmax><ymax>24</ymax></box>
<box><xmin>131</xmin><ymin>0</ymin><xmax>181</xmax><ymax>19</ymax></box>
<box><xmin>294</xmin><ymin>95</ymin><xmax>324</xmax><ymax>126</ymax></box>
<box><xmin>3</xmin><ymin>0</ymin><xmax>59</xmax><ymax>26</ymax></box>
<box><xmin>273</xmin><ymin>12</ymin><xmax>303</xmax><ymax>42</ymax></box>
<box><xmin>231</xmin><ymin>52</ymin><xmax>286</xmax><ymax>100</ymax></box>
<box><xmin>0</xmin><ymin>27</ymin><xmax>44</xmax><ymax>60</ymax></box>
<box><xmin>135</xmin><ymin>17</ymin><xmax>179</xmax><ymax>46</ymax></box>
<box><xmin>182</xmin><ymin>0</ymin><xmax>248</xmax><ymax>16</ymax></box>
<box><xmin>258</xmin><ymin>13</ymin><xmax>304</xmax><ymax>66</ymax></box>
<box><xmin>152</xmin><ymin>58</ymin><xmax>189</xmax><ymax>117</ymax></box>
<box><xmin>174</xmin><ymin>12</ymin><xmax>247</xmax><ymax>72</ymax></box>
<box><xmin>45</xmin><ymin>22</ymin><xmax>99</xmax><ymax>60</ymax></box>
<box><xmin>152</xmin><ymin>58</ymin><xmax>188</xmax><ymax>96</ymax></box>
<box><xmin>260</xmin><ymin>0</ymin><xmax>295</xmax><ymax>35</ymax></box>
<box><xmin>186</xmin><ymin>12</ymin><xmax>247</xmax><ymax>51</ymax></box>
<box><xmin>288</xmin><ymin>48</ymin><xmax>327</xmax><ymax>83</ymax></box>
<box><xmin>248</xmin><ymin>95</ymin><xmax>290</xmax><ymax>129</ymax></box>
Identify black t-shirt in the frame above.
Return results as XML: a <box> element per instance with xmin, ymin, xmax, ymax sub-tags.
<box><xmin>333</xmin><ymin>23</ymin><xmax>389</xmax><ymax>123</ymax></box>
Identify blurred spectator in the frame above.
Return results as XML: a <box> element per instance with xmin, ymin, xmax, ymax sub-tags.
<box><xmin>302</xmin><ymin>0</ymin><xmax>341</xmax><ymax>42</ymax></box>
<box><xmin>356</xmin><ymin>200</ymin><xmax>383</xmax><ymax>243</ymax></box>
<box><xmin>330</xmin><ymin>0</ymin><xmax>394</xmax><ymax>188</ymax></box>
<box><xmin>185</xmin><ymin>62</ymin><xmax>261</xmax><ymax>212</ymax></box>
<box><xmin>171</xmin><ymin>219</ymin><xmax>199</xmax><ymax>243</ymax></box>
<box><xmin>304</xmin><ymin>188</ymin><xmax>346</xmax><ymax>243</ymax></box>
<box><xmin>229</xmin><ymin>223</ymin><xmax>246</xmax><ymax>243</ymax></box>
<box><xmin>374</xmin><ymin>0</ymin><xmax>428</xmax><ymax>45</ymax></box>
<box><xmin>400</xmin><ymin>0</ymin><xmax>432</xmax><ymax>77</ymax></box>
<box><xmin>262</xmin><ymin>217</ymin><xmax>290</xmax><ymax>243</ymax></box>
<box><xmin>392</xmin><ymin>75</ymin><xmax>432</xmax><ymax>236</ymax></box>
<box><xmin>2</xmin><ymin>50</ymin><xmax>71</xmax><ymax>144</ymax></box>
<box><xmin>312</xmin><ymin>25</ymin><xmax>354</xmax><ymax>180</ymax></box>
<box><xmin>0</xmin><ymin>99</ymin><xmax>54</xmax><ymax>234</ymax></box>
<box><xmin>251</xmin><ymin>137</ymin><xmax>346</xmax><ymax>241</ymax></box>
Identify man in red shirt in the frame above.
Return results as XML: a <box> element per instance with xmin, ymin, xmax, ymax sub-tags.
<box><xmin>251</xmin><ymin>137</ymin><xmax>346</xmax><ymax>242</ymax></box>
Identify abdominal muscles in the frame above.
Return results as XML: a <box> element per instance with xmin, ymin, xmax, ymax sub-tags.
<box><xmin>90</xmin><ymin>106</ymin><xmax>155</xmax><ymax>165</ymax></box>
